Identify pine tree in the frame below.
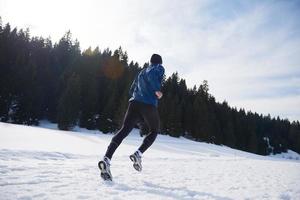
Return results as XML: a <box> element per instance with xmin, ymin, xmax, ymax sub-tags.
<box><xmin>78</xmin><ymin>48</ymin><xmax>100</xmax><ymax>129</ymax></box>
<box><xmin>57</xmin><ymin>73</ymin><xmax>81</xmax><ymax>130</ymax></box>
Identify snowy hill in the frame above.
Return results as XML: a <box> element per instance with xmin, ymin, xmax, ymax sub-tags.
<box><xmin>0</xmin><ymin>122</ymin><xmax>300</xmax><ymax>200</ymax></box>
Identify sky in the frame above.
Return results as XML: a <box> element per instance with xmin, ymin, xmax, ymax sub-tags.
<box><xmin>0</xmin><ymin>0</ymin><xmax>300</xmax><ymax>121</ymax></box>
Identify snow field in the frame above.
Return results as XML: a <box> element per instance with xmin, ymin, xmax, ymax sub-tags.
<box><xmin>0</xmin><ymin>122</ymin><xmax>300</xmax><ymax>200</ymax></box>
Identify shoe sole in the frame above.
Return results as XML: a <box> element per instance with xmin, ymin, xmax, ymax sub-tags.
<box><xmin>129</xmin><ymin>155</ymin><xmax>142</xmax><ymax>172</ymax></box>
<box><xmin>98</xmin><ymin>161</ymin><xmax>112</xmax><ymax>181</ymax></box>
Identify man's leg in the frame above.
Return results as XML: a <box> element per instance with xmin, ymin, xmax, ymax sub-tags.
<box><xmin>104</xmin><ymin>101</ymin><xmax>140</xmax><ymax>159</ymax></box>
<box><xmin>138</xmin><ymin>104</ymin><xmax>160</xmax><ymax>153</ymax></box>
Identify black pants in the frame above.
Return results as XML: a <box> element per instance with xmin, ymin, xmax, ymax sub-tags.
<box><xmin>104</xmin><ymin>100</ymin><xmax>160</xmax><ymax>159</ymax></box>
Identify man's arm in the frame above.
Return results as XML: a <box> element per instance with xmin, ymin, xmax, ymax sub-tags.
<box><xmin>148</xmin><ymin>65</ymin><xmax>165</xmax><ymax>98</ymax></box>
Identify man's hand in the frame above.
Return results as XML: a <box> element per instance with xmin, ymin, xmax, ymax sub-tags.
<box><xmin>155</xmin><ymin>91</ymin><xmax>163</xmax><ymax>99</ymax></box>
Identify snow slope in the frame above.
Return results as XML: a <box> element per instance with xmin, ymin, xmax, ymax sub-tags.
<box><xmin>0</xmin><ymin>122</ymin><xmax>300</xmax><ymax>200</ymax></box>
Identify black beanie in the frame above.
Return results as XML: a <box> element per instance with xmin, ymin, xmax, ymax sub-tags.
<box><xmin>150</xmin><ymin>54</ymin><xmax>162</xmax><ymax>64</ymax></box>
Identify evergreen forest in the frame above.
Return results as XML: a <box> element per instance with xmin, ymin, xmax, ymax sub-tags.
<box><xmin>1</xmin><ymin>20</ymin><xmax>299</xmax><ymax>155</ymax></box>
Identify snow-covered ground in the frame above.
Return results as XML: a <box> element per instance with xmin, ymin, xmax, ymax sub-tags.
<box><xmin>0</xmin><ymin>122</ymin><xmax>300</xmax><ymax>200</ymax></box>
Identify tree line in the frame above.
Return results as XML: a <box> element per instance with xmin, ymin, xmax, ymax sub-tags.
<box><xmin>0</xmin><ymin>20</ymin><xmax>299</xmax><ymax>155</ymax></box>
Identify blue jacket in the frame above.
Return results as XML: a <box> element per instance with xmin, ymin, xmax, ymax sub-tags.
<box><xmin>129</xmin><ymin>64</ymin><xmax>165</xmax><ymax>107</ymax></box>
